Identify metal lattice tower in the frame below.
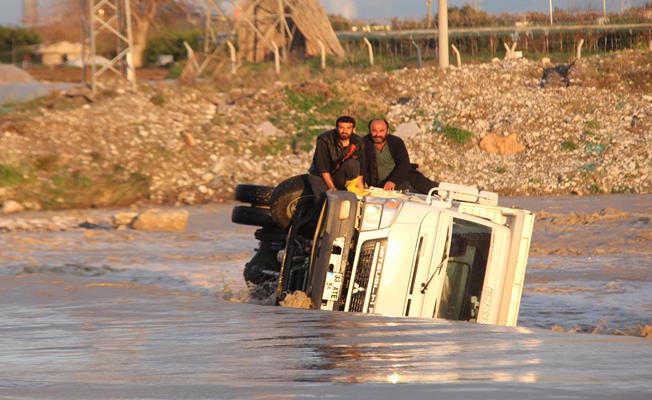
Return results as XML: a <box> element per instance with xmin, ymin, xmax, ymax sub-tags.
<box><xmin>203</xmin><ymin>0</ymin><xmax>235</xmax><ymax>53</ymax></box>
<box><xmin>237</xmin><ymin>0</ymin><xmax>296</xmax><ymax>62</ymax></box>
<box><xmin>80</xmin><ymin>0</ymin><xmax>136</xmax><ymax>93</ymax></box>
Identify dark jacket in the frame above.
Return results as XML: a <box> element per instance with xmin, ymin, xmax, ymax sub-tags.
<box><xmin>362</xmin><ymin>134</ymin><xmax>411</xmax><ymax>187</ymax></box>
<box><xmin>309</xmin><ymin>129</ymin><xmax>365</xmax><ymax>176</ymax></box>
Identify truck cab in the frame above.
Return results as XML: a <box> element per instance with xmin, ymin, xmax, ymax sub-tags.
<box><xmin>277</xmin><ymin>183</ymin><xmax>534</xmax><ymax>327</ymax></box>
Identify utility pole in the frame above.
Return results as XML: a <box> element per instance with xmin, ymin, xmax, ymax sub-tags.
<box><xmin>81</xmin><ymin>0</ymin><xmax>136</xmax><ymax>93</ymax></box>
<box><xmin>22</xmin><ymin>0</ymin><xmax>38</xmax><ymax>26</ymax></box>
<box><xmin>438</xmin><ymin>0</ymin><xmax>448</xmax><ymax>68</ymax></box>
<box><xmin>548</xmin><ymin>0</ymin><xmax>554</xmax><ymax>25</ymax></box>
<box><xmin>426</xmin><ymin>0</ymin><xmax>433</xmax><ymax>29</ymax></box>
<box><xmin>602</xmin><ymin>0</ymin><xmax>607</xmax><ymax>19</ymax></box>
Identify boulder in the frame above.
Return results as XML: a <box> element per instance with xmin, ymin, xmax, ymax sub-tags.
<box><xmin>394</xmin><ymin>121</ymin><xmax>420</xmax><ymax>140</ymax></box>
<box><xmin>112</xmin><ymin>212</ymin><xmax>139</xmax><ymax>227</ymax></box>
<box><xmin>479</xmin><ymin>133</ymin><xmax>525</xmax><ymax>155</ymax></box>
<box><xmin>132</xmin><ymin>209</ymin><xmax>189</xmax><ymax>232</ymax></box>
<box><xmin>2</xmin><ymin>200</ymin><xmax>24</xmax><ymax>214</ymax></box>
<box><xmin>257</xmin><ymin>121</ymin><xmax>280</xmax><ymax>137</ymax></box>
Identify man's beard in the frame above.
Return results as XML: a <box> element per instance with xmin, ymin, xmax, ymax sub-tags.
<box><xmin>338</xmin><ymin>132</ymin><xmax>351</xmax><ymax>141</ymax></box>
<box><xmin>371</xmin><ymin>135</ymin><xmax>386</xmax><ymax>144</ymax></box>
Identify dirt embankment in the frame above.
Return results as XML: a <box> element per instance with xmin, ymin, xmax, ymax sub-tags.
<box><xmin>0</xmin><ymin>50</ymin><xmax>651</xmax><ymax>212</ymax></box>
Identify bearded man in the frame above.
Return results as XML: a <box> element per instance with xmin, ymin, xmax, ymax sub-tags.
<box><xmin>362</xmin><ymin>118</ymin><xmax>437</xmax><ymax>194</ymax></box>
<box><xmin>308</xmin><ymin>116</ymin><xmax>366</xmax><ymax>204</ymax></box>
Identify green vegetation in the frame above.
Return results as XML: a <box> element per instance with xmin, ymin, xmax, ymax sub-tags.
<box><xmin>585</xmin><ymin>142</ymin><xmax>607</xmax><ymax>155</ymax></box>
<box><xmin>144</xmin><ymin>29</ymin><xmax>202</xmax><ymax>65</ymax></box>
<box><xmin>587</xmin><ymin>184</ymin><xmax>602</xmax><ymax>194</ymax></box>
<box><xmin>560</xmin><ymin>140</ymin><xmax>578</xmax><ymax>151</ymax></box>
<box><xmin>585</xmin><ymin>120</ymin><xmax>601</xmax><ymax>130</ymax></box>
<box><xmin>167</xmin><ymin>62</ymin><xmax>183</xmax><ymax>79</ymax></box>
<box><xmin>495</xmin><ymin>166</ymin><xmax>507</xmax><ymax>174</ymax></box>
<box><xmin>581</xmin><ymin>163</ymin><xmax>596</xmax><ymax>172</ymax></box>
<box><xmin>611</xmin><ymin>185</ymin><xmax>634</xmax><ymax>194</ymax></box>
<box><xmin>441</xmin><ymin>124</ymin><xmax>474</xmax><ymax>145</ymax></box>
<box><xmin>38</xmin><ymin>169</ymin><xmax>150</xmax><ymax>210</ymax></box>
<box><xmin>33</xmin><ymin>154</ymin><xmax>60</xmax><ymax>172</ymax></box>
<box><xmin>150</xmin><ymin>94</ymin><xmax>166</xmax><ymax>106</ymax></box>
<box><xmin>0</xmin><ymin>164</ymin><xmax>27</xmax><ymax>186</ymax></box>
<box><xmin>275</xmin><ymin>84</ymin><xmax>383</xmax><ymax>153</ymax></box>
<box><xmin>0</xmin><ymin>25</ymin><xmax>41</xmax><ymax>63</ymax></box>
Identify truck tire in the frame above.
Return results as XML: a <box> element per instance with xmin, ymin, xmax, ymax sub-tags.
<box><xmin>235</xmin><ymin>184</ymin><xmax>274</xmax><ymax>206</ymax></box>
<box><xmin>270</xmin><ymin>174</ymin><xmax>311</xmax><ymax>230</ymax></box>
<box><xmin>231</xmin><ymin>205</ymin><xmax>274</xmax><ymax>227</ymax></box>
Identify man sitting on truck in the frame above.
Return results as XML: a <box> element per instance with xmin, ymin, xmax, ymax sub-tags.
<box><xmin>362</xmin><ymin>118</ymin><xmax>438</xmax><ymax>194</ymax></box>
<box><xmin>308</xmin><ymin>116</ymin><xmax>367</xmax><ymax>205</ymax></box>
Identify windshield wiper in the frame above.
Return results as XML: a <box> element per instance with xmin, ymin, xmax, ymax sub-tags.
<box><xmin>420</xmin><ymin>256</ymin><xmax>448</xmax><ymax>294</ymax></box>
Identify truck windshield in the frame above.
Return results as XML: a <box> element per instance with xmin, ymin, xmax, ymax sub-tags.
<box><xmin>437</xmin><ymin>219</ymin><xmax>491</xmax><ymax>322</ymax></box>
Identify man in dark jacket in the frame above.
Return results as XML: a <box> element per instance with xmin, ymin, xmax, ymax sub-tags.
<box><xmin>308</xmin><ymin>116</ymin><xmax>366</xmax><ymax>204</ymax></box>
<box><xmin>362</xmin><ymin>119</ymin><xmax>437</xmax><ymax>194</ymax></box>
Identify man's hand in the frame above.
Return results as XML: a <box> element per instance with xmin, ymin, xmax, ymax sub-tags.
<box><xmin>327</xmin><ymin>187</ymin><xmax>337</xmax><ymax>192</ymax></box>
<box><xmin>383</xmin><ymin>181</ymin><xmax>396</xmax><ymax>191</ymax></box>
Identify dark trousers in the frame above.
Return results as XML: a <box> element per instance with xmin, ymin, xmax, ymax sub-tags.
<box><xmin>386</xmin><ymin>169</ymin><xmax>438</xmax><ymax>195</ymax></box>
<box><xmin>309</xmin><ymin>158</ymin><xmax>360</xmax><ymax>207</ymax></box>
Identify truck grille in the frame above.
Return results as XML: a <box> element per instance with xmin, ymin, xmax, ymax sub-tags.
<box><xmin>348</xmin><ymin>239</ymin><xmax>386</xmax><ymax>313</ymax></box>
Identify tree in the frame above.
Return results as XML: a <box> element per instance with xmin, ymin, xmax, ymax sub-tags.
<box><xmin>131</xmin><ymin>1</ymin><xmax>193</xmax><ymax>67</ymax></box>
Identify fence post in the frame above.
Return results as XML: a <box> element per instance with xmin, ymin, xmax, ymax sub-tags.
<box><xmin>576</xmin><ymin>38</ymin><xmax>585</xmax><ymax>59</ymax></box>
<box><xmin>271</xmin><ymin>40</ymin><xmax>280</xmax><ymax>75</ymax></box>
<box><xmin>503</xmin><ymin>42</ymin><xmax>512</xmax><ymax>59</ymax></box>
<box><xmin>451</xmin><ymin>44</ymin><xmax>461</xmax><ymax>68</ymax></box>
<box><xmin>318</xmin><ymin>40</ymin><xmax>326</xmax><ymax>70</ymax></box>
<box><xmin>411</xmin><ymin>39</ymin><xmax>423</xmax><ymax>68</ymax></box>
<box><xmin>363</xmin><ymin>37</ymin><xmax>374</xmax><ymax>66</ymax></box>
<box><xmin>226</xmin><ymin>40</ymin><xmax>237</xmax><ymax>74</ymax></box>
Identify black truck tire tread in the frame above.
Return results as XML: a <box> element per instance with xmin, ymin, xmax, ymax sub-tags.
<box><xmin>270</xmin><ymin>174</ymin><xmax>311</xmax><ymax>230</ymax></box>
<box><xmin>231</xmin><ymin>205</ymin><xmax>274</xmax><ymax>227</ymax></box>
<box><xmin>235</xmin><ymin>184</ymin><xmax>274</xmax><ymax>206</ymax></box>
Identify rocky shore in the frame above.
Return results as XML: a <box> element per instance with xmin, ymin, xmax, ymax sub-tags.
<box><xmin>1</xmin><ymin>50</ymin><xmax>650</xmax><ymax>213</ymax></box>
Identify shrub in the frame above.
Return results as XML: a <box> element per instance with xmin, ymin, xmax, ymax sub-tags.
<box><xmin>442</xmin><ymin>125</ymin><xmax>474</xmax><ymax>145</ymax></box>
<box><xmin>144</xmin><ymin>29</ymin><xmax>202</xmax><ymax>65</ymax></box>
<box><xmin>585</xmin><ymin>120</ymin><xmax>601</xmax><ymax>130</ymax></box>
<box><xmin>561</xmin><ymin>140</ymin><xmax>578</xmax><ymax>151</ymax></box>
<box><xmin>150</xmin><ymin>94</ymin><xmax>166</xmax><ymax>106</ymax></box>
<box><xmin>0</xmin><ymin>164</ymin><xmax>26</xmax><ymax>186</ymax></box>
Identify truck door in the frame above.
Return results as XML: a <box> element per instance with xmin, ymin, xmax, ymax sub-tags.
<box><xmin>421</xmin><ymin>216</ymin><xmax>510</xmax><ymax>324</ymax></box>
<box><xmin>403</xmin><ymin>211</ymin><xmax>448</xmax><ymax>318</ymax></box>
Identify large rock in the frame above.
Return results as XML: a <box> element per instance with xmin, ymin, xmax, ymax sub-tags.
<box><xmin>479</xmin><ymin>133</ymin><xmax>525</xmax><ymax>155</ymax></box>
<box><xmin>112</xmin><ymin>211</ymin><xmax>139</xmax><ymax>227</ymax></box>
<box><xmin>394</xmin><ymin>121</ymin><xmax>420</xmax><ymax>140</ymax></box>
<box><xmin>257</xmin><ymin>121</ymin><xmax>280</xmax><ymax>137</ymax></box>
<box><xmin>132</xmin><ymin>209</ymin><xmax>189</xmax><ymax>232</ymax></box>
<box><xmin>2</xmin><ymin>200</ymin><xmax>24</xmax><ymax>214</ymax></box>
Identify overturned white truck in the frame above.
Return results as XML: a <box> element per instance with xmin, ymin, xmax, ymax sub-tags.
<box><xmin>232</xmin><ymin>176</ymin><xmax>535</xmax><ymax>327</ymax></box>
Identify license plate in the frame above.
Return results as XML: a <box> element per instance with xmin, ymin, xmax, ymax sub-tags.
<box><xmin>322</xmin><ymin>272</ymin><xmax>343</xmax><ymax>301</ymax></box>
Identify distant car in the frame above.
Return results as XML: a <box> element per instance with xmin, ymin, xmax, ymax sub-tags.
<box><xmin>232</xmin><ymin>177</ymin><xmax>535</xmax><ymax>327</ymax></box>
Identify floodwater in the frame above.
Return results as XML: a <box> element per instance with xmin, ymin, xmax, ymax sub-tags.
<box><xmin>0</xmin><ymin>83</ymin><xmax>79</xmax><ymax>105</ymax></box>
<box><xmin>1</xmin><ymin>196</ymin><xmax>651</xmax><ymax>399</ymax></box>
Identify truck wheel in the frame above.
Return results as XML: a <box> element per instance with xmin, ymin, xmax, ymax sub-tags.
<box><xmin>231</xmin><ymin>205</ymin><xmax>274</xmax><ymax>227</ymax></box>
<box><xmin>270</xmin><ymin>174</ymin><xmax>311</xmax><ymax>230</ymax></box>
<box><xmin>235</xmin><ymin>184</ymin><xmax>274</xmax><ymax>206</ymax></box>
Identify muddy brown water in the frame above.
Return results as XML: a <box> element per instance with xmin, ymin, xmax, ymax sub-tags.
<box><xmin>1</xmin><ymin>196</ymin><xmax>652</xmax><ymax>399</ymax></box>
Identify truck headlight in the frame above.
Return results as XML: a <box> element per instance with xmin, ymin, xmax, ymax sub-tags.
<box><xmin>361</xmin><ymin>203</ymin><xmax>382</xmax><ymax>231</ymax></box>
<box><xmin>361</xmin><ymin>199</ymin><xmax>403</xmax><ymax>231</ymax></box>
